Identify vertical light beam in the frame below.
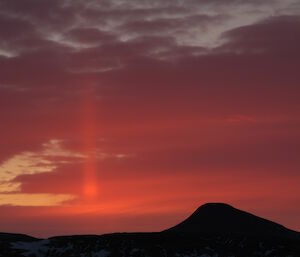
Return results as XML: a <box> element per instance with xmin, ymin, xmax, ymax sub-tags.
<box><xmin>81</xmin><ymin>86</ymin><xmax>99</xmax><ymax>199</ymax></box>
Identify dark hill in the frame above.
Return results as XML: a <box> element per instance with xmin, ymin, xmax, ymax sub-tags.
<box><xmin>165</xmin><ymin>203</ymin><xmax>300</xmax><ymax>239</ymax></box>
<box><xmin>0</xmin><ymin>232</ymin><xmax>38</xmax><ymax>242</ymax></box>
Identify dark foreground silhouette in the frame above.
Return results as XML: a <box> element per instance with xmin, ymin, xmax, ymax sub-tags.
<box><xmin>1</xmin><ymin>203</ymin><xmax>300</xmax><ymax>257</ymax></box>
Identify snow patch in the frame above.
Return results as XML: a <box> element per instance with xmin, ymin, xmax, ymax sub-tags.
<box><xmin>12</xmin><ymin>240</ymin><xmax>50</xmax><ymax>257</ymax></box>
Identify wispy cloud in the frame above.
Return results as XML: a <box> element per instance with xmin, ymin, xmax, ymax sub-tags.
<box><xmin>0</xmin><ymin>193</ymin><xmax>75</xmax><ymax>207</ymax></box>
<box><xmin>0</xmin><ymin>139</ymin><xmax>131</xmax><ymax>206</ymax></box>
<box><xmin>0</xmin><ymin>139</ymin><xmax>84</xmax><ymax>193</ymax></box>
<box><xmin>0</xmin><ymin>139</ymin><xmax>84</xmax><ymax>206</ymax></box>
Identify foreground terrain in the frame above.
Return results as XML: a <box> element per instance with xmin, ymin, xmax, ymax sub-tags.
<box><xmin>1</xmin><ymin>203</ymin><xmax>300</xmax><ymax>257</ymax></box>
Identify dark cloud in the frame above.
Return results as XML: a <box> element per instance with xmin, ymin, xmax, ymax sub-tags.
<box><xmin>221</xmin><ymin>15</ymin><xmax>300</xmax><ymax>54</ymax></box>
<box><xmin>119</xmin><ymin>14</ymin><xmax>225</xmax><ymax>35</ymax></box>
<box><xmin>65</xmin><ymin>28</ymin><xmax>117</xmax><ymax>44</ymax></box>
<box><xmin>0</xmin><ymin>15</ymin><xmax>35</xmax><ymax>41</ymax></box>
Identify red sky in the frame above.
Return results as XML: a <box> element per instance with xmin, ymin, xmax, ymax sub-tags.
<box><xmin>0</xmin><ymin>0</ymin><xmax>300</xmax><ymax>238</ymax></box>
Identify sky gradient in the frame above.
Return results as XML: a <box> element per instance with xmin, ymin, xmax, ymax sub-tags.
<box><xmin>0</xmin><ymin>0</ymin><xmax>300</xmax><ymax>237</ymax></box>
